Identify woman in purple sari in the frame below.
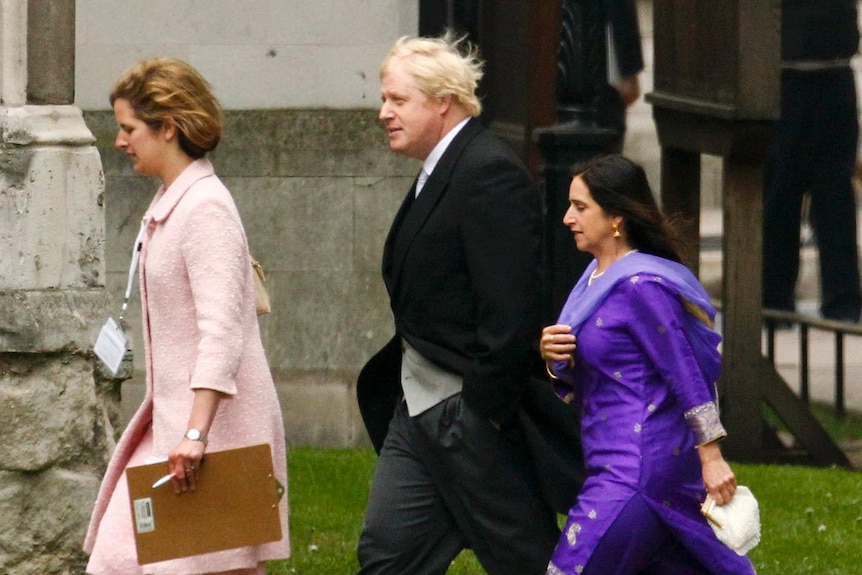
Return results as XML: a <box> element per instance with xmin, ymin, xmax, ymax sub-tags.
<box><xmin>541</xmin><ymin>155</ymin><xmax>756</xmax><ymax>574</ymax></box>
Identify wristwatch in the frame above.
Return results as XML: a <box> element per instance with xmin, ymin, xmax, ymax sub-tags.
<box><xmin>184</xmin><ymin>428</ymin><xmax>208</xmax><ymax>446</ymax></box>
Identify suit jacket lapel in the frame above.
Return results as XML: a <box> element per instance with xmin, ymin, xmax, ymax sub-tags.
<box><xmin>385</xmin><ymin>118</ymin><xmax>484</xmax><ymax>294</ymax></box>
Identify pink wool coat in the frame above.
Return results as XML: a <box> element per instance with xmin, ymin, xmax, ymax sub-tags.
<box><xmin>84</xmin><ymin>159</ymin><xmax>290</xmax><ymax>573</ymax></box>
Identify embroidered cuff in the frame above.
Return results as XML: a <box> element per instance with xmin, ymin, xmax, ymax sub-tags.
<box><xmin>684</xmin><ymin>401</ymin><xmax>727</xmax><ymax>446</ymax></box>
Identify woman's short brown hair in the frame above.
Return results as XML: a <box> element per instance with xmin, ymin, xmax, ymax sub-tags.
<box><xmin>110</xmin><ymin>58</ymin><xmax>223</xmax><ymax>159</ymax></box>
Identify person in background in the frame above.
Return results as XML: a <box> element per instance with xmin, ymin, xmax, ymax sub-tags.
<box><xmin>762</xmin><ymin>0</ymin><xmax>861</xmax><ymax>323</ymax></box>
<box><xmin>83</xmin><ymin>57</ymin><xmax>289</xmax><ymax>575</ymax></box>
<box><xmin>541</xmin><ymin>155</ymin><xmax>755</xmax><ymax>574</ymax></box>
<box><xmin>598</xmin><ymin>0</ymin><xmax>644</xmax><ymax>153</ymax></box>
<box><xmin>355</xmin><ymin>33</ymin><xmax>559</xmax><ymax>575</ymax></box>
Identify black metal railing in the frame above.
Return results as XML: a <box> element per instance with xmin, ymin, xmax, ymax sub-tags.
<box><xmin>762</xmin><ymin>308</ymin><xmax>862</xmax><ymax>419</ymax></box>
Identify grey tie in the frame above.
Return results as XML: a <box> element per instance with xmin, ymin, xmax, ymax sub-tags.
<box><xmin>416</xmin><ymin>168</ymin><xmax>429</xmax><ymax>197</ymax></box>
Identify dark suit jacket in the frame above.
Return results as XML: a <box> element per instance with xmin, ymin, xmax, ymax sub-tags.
<box><xmin>597</xmin><ymin>0</ymin><xmax>644</xmax><ymax>134</ymax></box>
<box><xmin>604</xmin><ymin>0</ymin><xmax>644</xmax><ymax>79</ymax></box>
<box><xmin>357</xmin><ymin>118</ymin><xmax>584</xmax><ymax>513</ymax></box>
<box><xmin>782</xmin><ymin>0</ymin><xmax>858</xmax><ymax>62</ymax></box>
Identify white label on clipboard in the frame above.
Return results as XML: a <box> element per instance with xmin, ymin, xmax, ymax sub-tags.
<box><xmin>133</xmin><ymin>497</ymin><xmax>155</xmax><ymax>533</ymax></box>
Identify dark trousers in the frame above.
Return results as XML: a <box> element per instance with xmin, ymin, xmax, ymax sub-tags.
<box><xmin>357</xmin><ymin>395</ymin><xmax>559</xmax><ymax>575</ymax></box>
<box><xmin>763</xmin><ymin>66</ymin><xmax>862</xmax><ymax>321</ymax></box>
<box><xmin>597</xmin><ymin>86</ymin><xmax>627</xmax><ymax>154</ymax></box>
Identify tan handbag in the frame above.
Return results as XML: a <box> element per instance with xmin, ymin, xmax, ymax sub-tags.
<box><xmin>250</xmin><ymin>256</ymin><xmax>271</xmax><ymax>316</ymax></box>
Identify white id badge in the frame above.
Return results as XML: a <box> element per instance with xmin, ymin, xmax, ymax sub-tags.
<box><xmin>94</xmin><ymin>317</ymin><xmax>128</xmax><ymax>375</ymax></box>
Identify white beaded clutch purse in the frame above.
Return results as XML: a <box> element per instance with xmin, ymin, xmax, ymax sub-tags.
<box><xmin>700</xmin><ymin>485</ymin><xmax>761</xmax><ymax>555</ymax></box>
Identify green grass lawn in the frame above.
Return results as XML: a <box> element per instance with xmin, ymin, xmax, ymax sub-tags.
<box><xmin>267</xmin><ymin>447</ymin><xmax>862</xmax><ymax>575</ymax></box>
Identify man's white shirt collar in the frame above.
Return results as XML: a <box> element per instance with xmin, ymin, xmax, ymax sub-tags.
<box><xmin>417</xmin><ymin>117</ymin><xmax>471</xmax><ymax>196</ymax></box>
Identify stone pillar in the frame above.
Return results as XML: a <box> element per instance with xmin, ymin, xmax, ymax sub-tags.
<box><xmin>0</xmin><ymin>2</ymin><xmax>127</xmax><ymax>573</ymax></box>
<box><xmin>0</xmin><ymin>0</ymin><xmax>27</xmax><ymax>104</ymax></box>
<box><xmin>27</xmin><ymin>0</ymin><xmax>75</xmax><ymax>104</ymax></box>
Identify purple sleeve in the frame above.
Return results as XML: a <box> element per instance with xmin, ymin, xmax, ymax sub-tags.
<box><xmin>625</xmin><ymin>278</ymin><xmax>727</xmax><ymax>444</ymax></box>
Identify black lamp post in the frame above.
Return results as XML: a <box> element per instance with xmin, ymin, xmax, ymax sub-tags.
<box><xmin>535</xmin><ymin>0</ymin><xmax>620</xmax><ymax>322</ymax></box>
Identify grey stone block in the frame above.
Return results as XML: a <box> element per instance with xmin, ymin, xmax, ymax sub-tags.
<box><xmin>0</xmin><ymin>354</ymin><xmax>101</xmax><ymax>471</ymax></box>
<box><xmin>354</xmin><ymin>176</ymin><xmax>412</xmax><ymax>271</ymax></box>
<box><xmin>259</xmin><ymin>269</ymin><xmax>391</xmax><ymax>370</ymax></box>
<box><xmin>0</xmin><ymin>468</ymin><xmax>99</xmax><ymax>574</ymax></box>
<box><xmin>0</xmin><ymin>288</ymin><xmax>113</xmax><ymax>353</ymax></box>
<box><xmin>0</xmin><ymin>145</ymin><xmax>105</xmax><ymax>290</ymax></box>
<box><xmin>227</xmin><ymin>176</ymin><xmax>353</xmax><ymax>271</ymax></box>
<box><xmin>274</xmin><ymin>371</ymin><xmax>370</xmax><ymax>448</ymax></box>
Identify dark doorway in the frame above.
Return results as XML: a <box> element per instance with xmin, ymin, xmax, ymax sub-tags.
<box><xmin>419</xmin><ymin>0</ymin><xmax>481</xmax><ymax>40</ymax></box>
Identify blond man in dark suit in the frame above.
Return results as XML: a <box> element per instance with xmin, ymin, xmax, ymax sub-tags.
<box><xmin>356</xmin><ymin>34</ymin><xmax>559</xmax><ymax>575</ymax></box>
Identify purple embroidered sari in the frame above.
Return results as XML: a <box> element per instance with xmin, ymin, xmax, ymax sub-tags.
<box><xmin>546</xmin><ymin>253</ymin><xmax>756</xmax><ymax>575</ymax></box>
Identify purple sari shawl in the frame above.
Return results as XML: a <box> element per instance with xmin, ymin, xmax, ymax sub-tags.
<box><xmin>551</xmin><ymin>252</ymin><xmax>722</xmax><ymax>396</ymax></box>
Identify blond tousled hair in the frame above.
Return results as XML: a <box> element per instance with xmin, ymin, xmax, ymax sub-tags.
<box><xmin>381</xmin><ymin>33</ymin><xmax>484</xmax><ymax>117</ymax></box>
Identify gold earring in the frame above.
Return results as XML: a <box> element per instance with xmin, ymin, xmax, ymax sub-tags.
<box><xmin>612</xmin><ymin>223</ymin><xmax>621</xmax><ymax>238</ymax></box>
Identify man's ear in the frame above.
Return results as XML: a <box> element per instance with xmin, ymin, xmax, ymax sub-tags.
<box><xmin>438</xmin><ymin>94</ymin><xmax>452</xmax><ymax>115</ymax></box>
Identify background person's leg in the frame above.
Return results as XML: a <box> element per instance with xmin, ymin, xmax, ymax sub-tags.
<box><xmin>808</xmin><ymin>68</ymin><xmax>861</xmax><ymax>321</ymax></box>
<box><xmin>763</xmin><ymin>71</ymin><xmax>814</xmax><ymax>314</ymax></box>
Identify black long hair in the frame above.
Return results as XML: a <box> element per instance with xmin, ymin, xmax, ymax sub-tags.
<box><xmin>574</xmin><ymin>154</ymin><xmax>686</xmax><ymax>263</ymax></box>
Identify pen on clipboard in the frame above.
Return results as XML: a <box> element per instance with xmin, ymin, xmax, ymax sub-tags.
<box><xmin>152</xmin><ymin>473</ymin><xmax>175</xmax><ymax>489</ymax></box>
<box><xmin>151</xmin><ymin>455</ymin><xmax>205</xmax><ymax>488</ymax></box>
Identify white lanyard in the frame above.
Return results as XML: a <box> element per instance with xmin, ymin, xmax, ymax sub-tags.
<box><xmin>119</xmin><ymin>216</ymin><xmax>149</xmax><ymax>323</ymax></box>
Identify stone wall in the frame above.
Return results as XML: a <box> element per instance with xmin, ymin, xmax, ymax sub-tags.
<box><xmin>74</xmin><ymin>0</ymin><xmax>418</xmax><ymax>110</ymax></box>
<box><xmin>86</xmin><ymin>108</ymin><xmax>419</xmax><ymax>448</ymax></box>
<box><xmin>0</xmin><ymin>106</ymin><xmax>127</xmax><ymax>574</ymax></box>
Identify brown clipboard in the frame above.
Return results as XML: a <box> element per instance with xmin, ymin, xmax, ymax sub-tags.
<box><xmin>125</xmin><ymin>443</ymin><xmax>284</xmax><ymax>565</ymax></box>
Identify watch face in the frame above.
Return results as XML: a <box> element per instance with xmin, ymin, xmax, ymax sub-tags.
<box><xmin>186</xmin><ymin>429</ymin><xmax>202</xmax><ymax>441</ymax></box>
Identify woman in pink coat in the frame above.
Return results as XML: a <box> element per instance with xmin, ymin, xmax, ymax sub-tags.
<box><xmin>84</xmin><ymin>58</ymin><xmax>290</xmax><ymax>575</ymax></box>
